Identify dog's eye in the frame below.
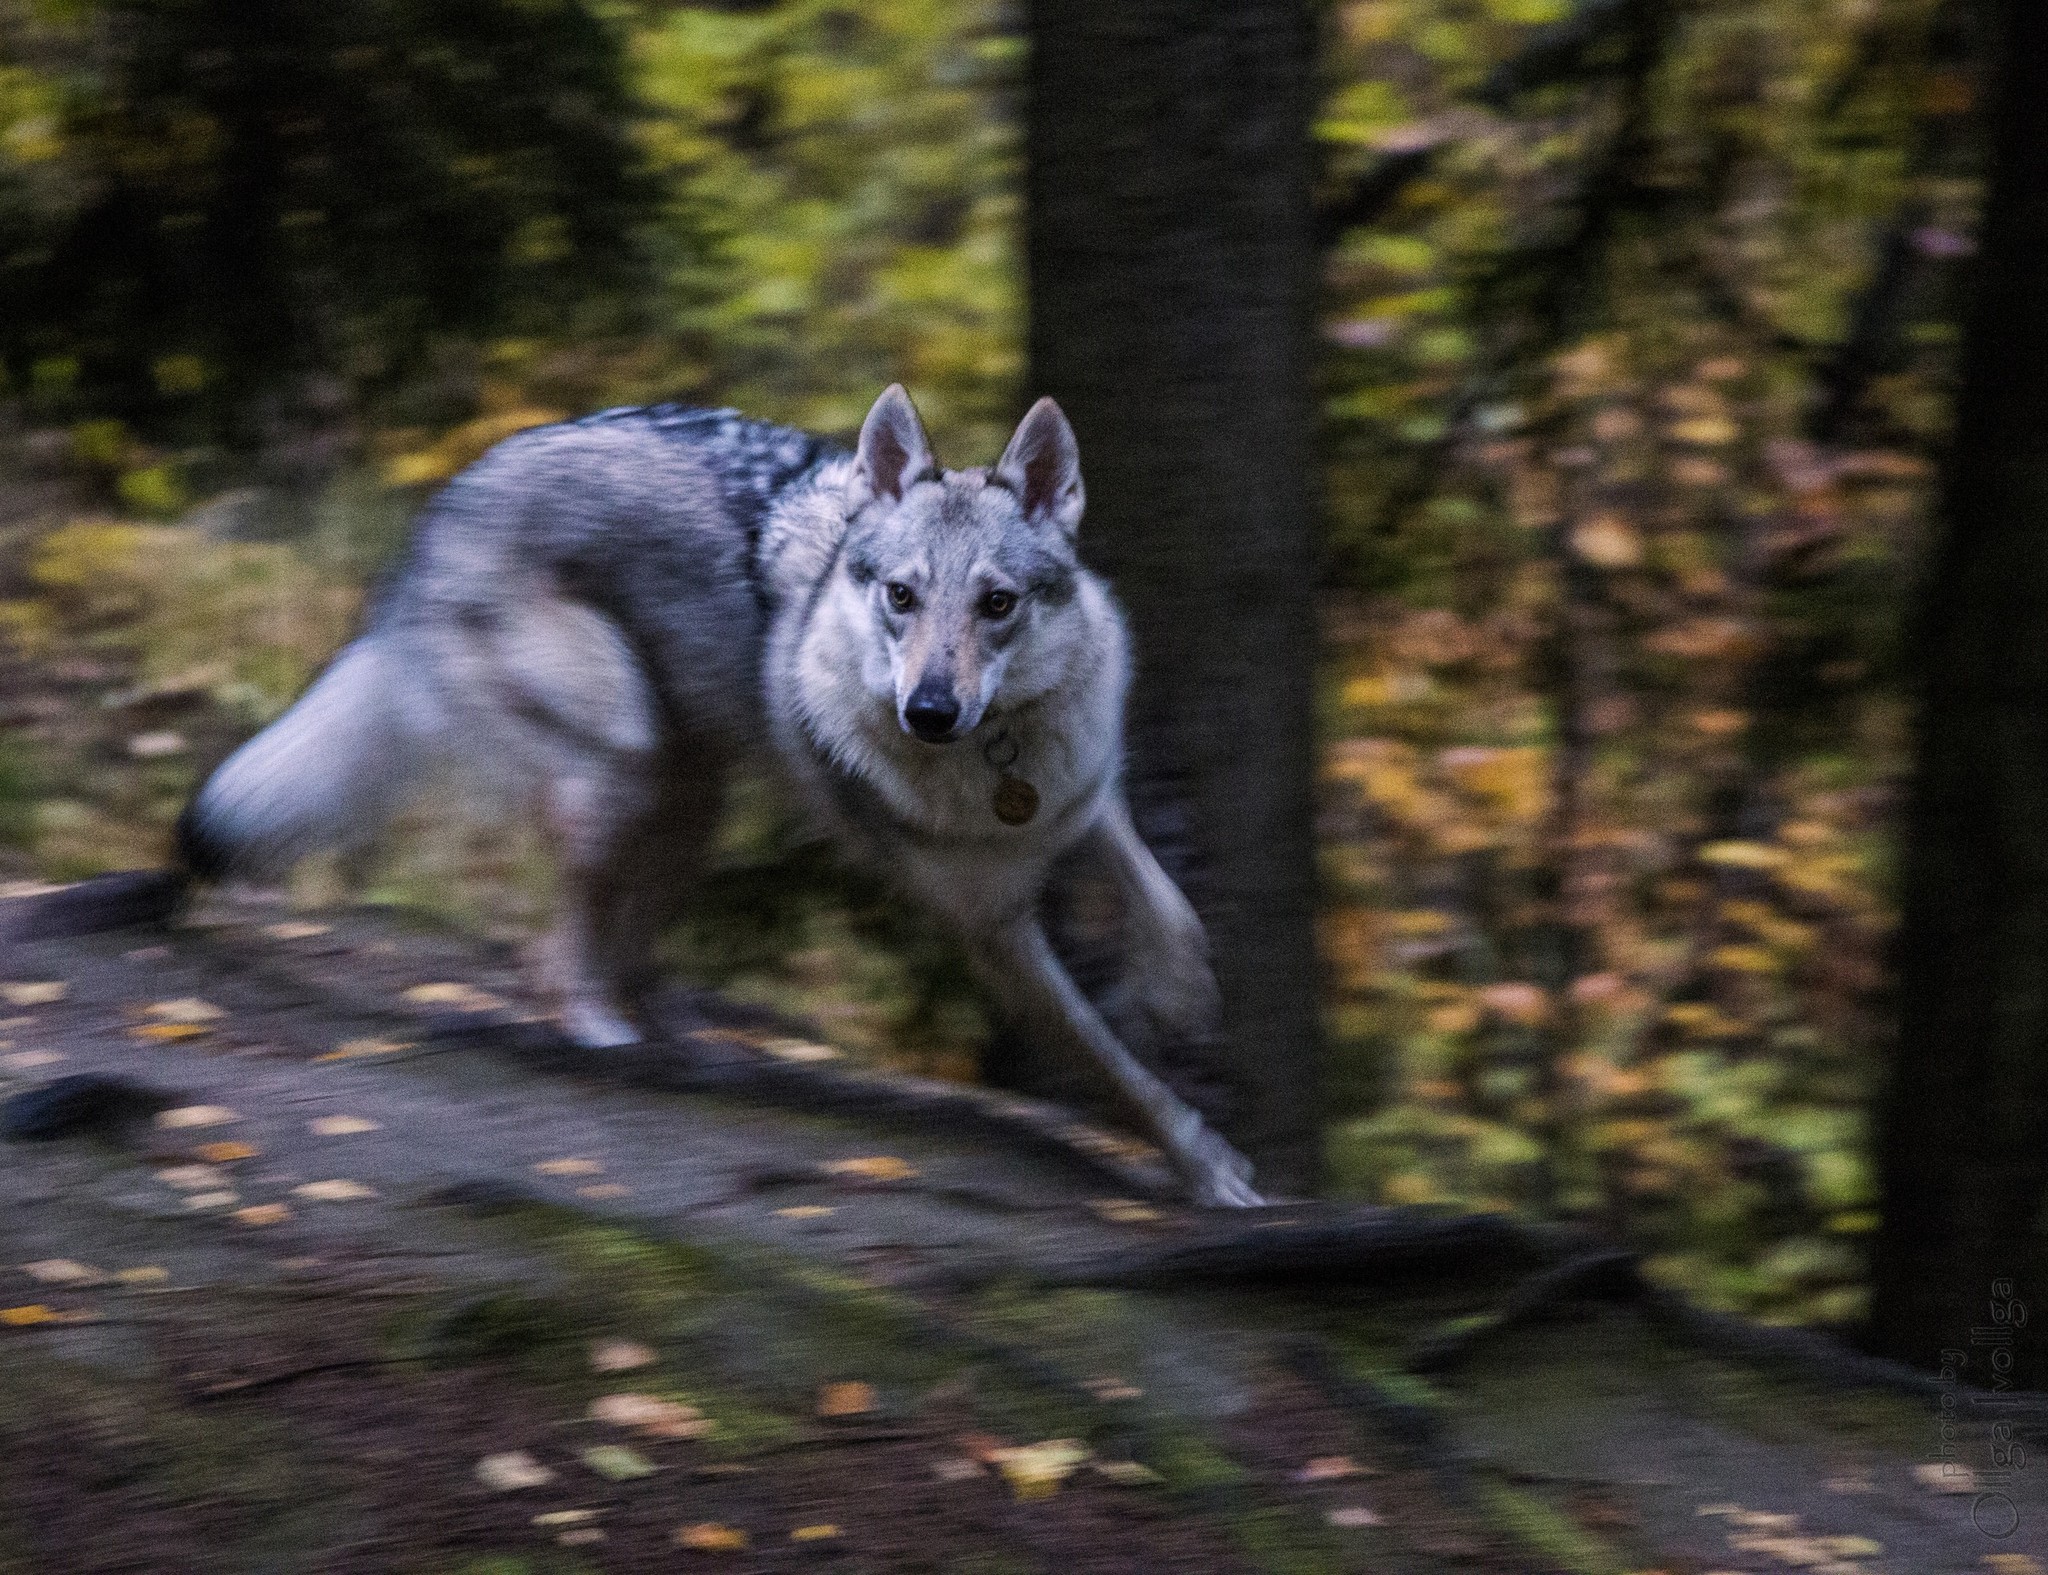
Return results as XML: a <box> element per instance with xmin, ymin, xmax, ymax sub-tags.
<box><xmin>886</xmin><ymin>582</ymin><xmax>916</xmax><ymax>612</ymax></box>
<box><xmin>980</xmin><ymin>589</ymin><xmax>1017</xmax><ymax>619</ymax></box>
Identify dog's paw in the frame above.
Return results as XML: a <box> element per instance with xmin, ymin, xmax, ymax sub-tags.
<box><xmin>1173</xmin><ymin>1122</ymin><xmax>1265</xmax><ymax>1209</ymax></box>
<box><xmin>562</xmin><ymin>998</ymin><xmax>644</xmax><ymax>1050</ymax></box>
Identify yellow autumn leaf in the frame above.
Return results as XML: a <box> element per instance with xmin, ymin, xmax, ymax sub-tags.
<box><xmin>1699</xmin><ymin>841</ymin><xmax>1786</xmax><ymax>871</ymax></box>
<box><xmin>402</xmin><ymin>982</ymin><xmax>506</xmax><ymax>1012</ymax></box>
<box><xmin>193</xmin><ymin>1141</ymin><xmax>259</xmax><ymax>1163</ymax></box>
<box><xmin>1570</xmin><ymin>513</ymin><xmax>1644</xmax><ymax>569</ymax></box>
<box><xmin>1</xmin><ymin>1304</ymin><xmax>59</xmax><ymax>1325</ymax></box>
<box><xmin>315</xmin><ymin>1039</ymin><xmax>412</xmax><ymax>1061</ymax></box>
<box><xmin>790</xmin><ymin>1525</ymin><xmax>840</xmax><ymax>1542</ymax></box>
<box><xmin>233</xmin><ymin>1204</ymin><xmax>293</xmax><ymax>1227</ymax></box>
<box><xmin>115</xmin><ymin>1266</ymin><xmax>168</xmax><ymax>1286</ymax></box>
<box><xmin>988</xmin><ymin>1439</ymin><xmax>1090</xmax><ymax>1500</ymax></box>
<box><xmin>131</xmin><ymin>1022</ymin><xmax>209</xmax><ymax>1041</ymax></box>
<box><xmin>676</xmin><ymin>1522</ymin><xmax>749</xmax><ymax>1552</ymax></box>
<box><xmin>535</xmin><ymin>1157</ymin><xmax>603</xmax><ymax>1176</ymax></box>
<box><xmin>832</xmin><ymin>1149</ymin><xmax>922</xmax><ymax>1176</ymax></box>
<box><xmin>1088</xmin><ymin>1198</ymin><xmax>1162</xmax><ymax>1225</ymax></box>
<box><xmin>1668</xmin><ymin>414</ymin><xmax>1739</xmax><ymax>445</ymax></box>
<box><xmin>816</xmin><ymin>1380</ymin><xmax>878</xmax><ymax>1418</ymax></box>
<box><xmin>775</xmin><ymin>1205</ymin><xmax>834</xmax><ymax>1220</ymax></box>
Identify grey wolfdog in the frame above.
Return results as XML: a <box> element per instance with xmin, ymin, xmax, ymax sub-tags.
<box><xmin>14</xmin><ymin>386</ymin><xmax>1263</xmax><ymax>1206</ymax></box>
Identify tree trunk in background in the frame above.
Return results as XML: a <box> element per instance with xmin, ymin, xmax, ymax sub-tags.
<box><xmin>1022</xmin><ymin>1</ymin><xmax>1323</xmax><ymax>1193</ymax></box>
<box><xmin>1870</xmin><ymin>0</ymin><xmax>2048</xmax><ymax>1387</ymax></box>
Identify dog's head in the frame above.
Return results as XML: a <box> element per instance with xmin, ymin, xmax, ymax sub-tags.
<box><xmin>842</xmin><ymin>384</ymin><xmax>1087</xmax><ymax>744</ymax></box>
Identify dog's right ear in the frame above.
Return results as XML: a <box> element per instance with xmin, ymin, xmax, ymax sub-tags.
<box><xmin>848</xmin><ymin>384</ymin><xmax>938</xmax><ymax>512</ymax></box>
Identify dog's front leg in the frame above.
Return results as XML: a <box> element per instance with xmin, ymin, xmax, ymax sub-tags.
<box><xmin>1080</xmin><ymin>796</ymin><xmax>1222</xmax><ymax>1047</ymax></box>
<box><xmin>971</xmin><ymin>914</ymin><xmax>1263</xmax><ymax>1207</ymax></box>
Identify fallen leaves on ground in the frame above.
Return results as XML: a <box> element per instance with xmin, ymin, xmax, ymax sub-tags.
<box><xmin>194</xmin><ymin>1140</ymin><xmax>258</xmax><ymax>1162</ymax></box>
<box><xmin>115</xmin><ymin>1266</ymin><xmax>168</xmax><ymax>1286</ymax></box>
<box><xmin>292</xmin><ymin>1178</ymin><xmax>378</xmax><ymax>1202</ymax></box>
<box><xmin>233</xmin><ymin>1204</ymin><xmax>293</xmax><ymax>1227</ymax></box>
<box><xmin>402</xmin><ymin>982</ymin><xmax>506</xmax><ymax>1013</ymax></box>
<box><xmin>182</xmin><ymin>1190</ymin><xmax>239</xmax><ymax>1209</ymax></box>
<box><xmin>986</xmin><ymin>1439</ymin><xmax>1089</xmax><ymax>1500</ymax></box>
<box><xmin>475</xmin><ymin>1451</ymin><xmax>556</xmax><ymax>1491</ymax></box>
<box><xmin>1296</xmin><ymin>1455</ymin><xmax>1370</xmax><ymax>1482</ymax></box>
<box><xmin>0</xmin><ymin>1049</ymin><xmax>64</xmax><ymax>1071</ymax></box>
<box><xmin>535</xmin><ymin>1157</ymin><xmax>603</xmax><ymax>1177</ymax></box>
<box><xmin>307</xmin><ymin>1115</ymin><xmax>380</xmax><ymax>1136</ymax></box>
<box><xmin>130</xmin><ymin>1022</ymin><xmax>210</xmax><ymax>1042</ymax></box>
<box><xmin>21</xmin><ymin>1259</ymin><xmax>102</xmax><ymax>1286</ymax></box>
<box><xmin>580</xmin><ymin>1444</ymin><xmax>657</xmax><ymax>1481</ymax></box>
<box><xmin>315</xmin><ymin>1039</ymin><xmax>411</xmax><ymax>1062</ymax></box>
<box><xmin>155</xmin><ymin>1164</ymin><xmax>230</xmax><ymax>1190</ymax></box>
<box><xmin>589</xmin><ymin>1338</ymin><xmax>657</xmax><ymax>1373</ymax></box>
<box><xmin>588</xmin><ymin>1393</ymin><xmax>712</xmax><ymax>1440</ymax></box>
<box><xmin>816</xmin><ymin>1381</ymin><xmax>878</xmax><ymax>1418</ymax></box>
<box><xmin>2</xmin><ymin>1305</ymin><xmax>61</xmax><ymax>1326</ymax></box>
<box><xmin>142</xmin><ymin>998</ymin><xmax>224</xmax><ymax>1023</ymax></box>
<box><xmin>676</xmin><ymin>1523</ymin><xmax>749</xmax><ymax>1552</ymax></box>
<box><xmin>264</xmin><ymin>921</ymin><xmax>331</xmax><ymax>940</ymax></box>
<box><xmin>0</xmin><ymin>982</ymin><xmax>66</xmax><ymax>1006</ymax></box>
<box><xmin>790</xmin><ymin>1524</ymin><xmax>840</xmax><ymax>1542</ymax></box>
<box><xmin>822</xmin><ymin>1155</ymin><xmax>919</xmax><ymax>1184</ymax></box>
<box><xmin>1088</xmin><ymin>1198</ymin><xmax>1163</xmax><ymax>1225</ymax></box>
<box><xmin>155</xmin><ymin>1105</ymin><xmax>239</xmax><ymax>1129</ymax></box>
<box><xmin>775</xmin><ymin>1205</ymin><xmax>834</xmax><ymax>1220</ymax></box>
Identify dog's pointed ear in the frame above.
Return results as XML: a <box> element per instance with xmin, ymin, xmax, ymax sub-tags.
<box><xmin>849</xmin><ymin>384</ymin><xmax>938</xmax><ymax>511</ymax></box>
<box><xmin>995</xmin><ymin>397</ymin><xmax>1084</xmax><ymax>538</ymax></box>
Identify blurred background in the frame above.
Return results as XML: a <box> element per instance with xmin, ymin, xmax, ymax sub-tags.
<box><xmin>0</xmin><ymin>0</ymin><xmax>1979</xmax><ymax>1334</ymax></box>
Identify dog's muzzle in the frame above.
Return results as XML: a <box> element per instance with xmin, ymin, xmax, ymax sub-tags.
<box><xmin>902</xmin><ymin>682</ymin><xmax>962</xmax><ymax>743</ymax></box>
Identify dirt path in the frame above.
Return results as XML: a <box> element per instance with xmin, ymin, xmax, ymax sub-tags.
<box><xmin>1</xmin><ymin>896</ymin><xmax>2042</xmax><ymax>1573</ymax></box>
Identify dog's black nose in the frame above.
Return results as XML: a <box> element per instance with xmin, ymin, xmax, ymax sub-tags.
<box><xmin>904</xmin><ymin>684</ymin><xmax>961</xmax><ymax>742</ymax></box>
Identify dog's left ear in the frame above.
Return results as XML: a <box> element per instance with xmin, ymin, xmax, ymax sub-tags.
<box><xmin>996</xmin><ymin>397</ymin><xmax>1084</xmax><ymax>538</ymax></box>
<box><xmin>850</xmin><ymin>383</ymin><xmax>939</xmax><ymax>513</ymax></box>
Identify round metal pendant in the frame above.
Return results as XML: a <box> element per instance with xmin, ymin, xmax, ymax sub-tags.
<box><xmin>992</xmin><ymin>774</ymin><xmax>1040</xmax><ymax>826</ymax></box>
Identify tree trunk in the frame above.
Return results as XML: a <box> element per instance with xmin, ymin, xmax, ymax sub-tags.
<box><xmin>1869</xmin><ymin>0</ymin><xmax>2048</xmax><ymax>1387</ymax></box>
<box><xmin>1022</xmin><ymin>1</ymin><xmax>1323</xmax><ymax>1193</ymax></box>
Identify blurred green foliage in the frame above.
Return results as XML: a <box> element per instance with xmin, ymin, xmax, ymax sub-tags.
<box><xmin>0</xmin><ymin>0</ymin><xmax>1965</xmax><ymax>1322</ymax></box>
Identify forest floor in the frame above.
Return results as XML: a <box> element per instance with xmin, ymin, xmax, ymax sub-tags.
<box><xmin>0</xmin><ymin>893</ymin><xmax>2040</xmax><ymax>1575</ymax></box>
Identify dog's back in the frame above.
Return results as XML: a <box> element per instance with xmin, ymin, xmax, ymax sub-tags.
<box><xmin>182</xmin><ymin>406</ymin><xmax>841</xmax><ymax>879</ymax></box>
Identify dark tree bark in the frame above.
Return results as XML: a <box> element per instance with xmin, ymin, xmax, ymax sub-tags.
<box><xmin>1869</xmin><ymin>0</ymin><xmax>2048</xmax><ymax>1387</ymax></box>
<box><xmin>1022</xmin><ymin>1</ymin><xmax>1323</xmax><ymax>1192</ymax></box>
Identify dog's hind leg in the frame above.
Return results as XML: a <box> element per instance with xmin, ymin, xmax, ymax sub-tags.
<box><xmin>969</xmin><ymin>915</ymin><xmax>1264</xmax><ymax>1207</ymax></box>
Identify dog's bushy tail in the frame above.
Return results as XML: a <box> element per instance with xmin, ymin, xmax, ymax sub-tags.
<box><xmin>181</xmin><ymin>635</ymin><xmax>418</xmax><ymax>881</ymax></box>
<box><xmin>3</xmin><ymin>635</ymin><xmax>418</xmax><ymax>945</ymax></box>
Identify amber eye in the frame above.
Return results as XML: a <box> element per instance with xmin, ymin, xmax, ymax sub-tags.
<box><xmin>886</xmin><ymin>582</ymin><xmax>916</xmax><ymax>612</ymax></box>
<box><xmin>981</xmin><ymin>589</ymin><xmax>1017</xmax><ymax>619</ymax></box>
